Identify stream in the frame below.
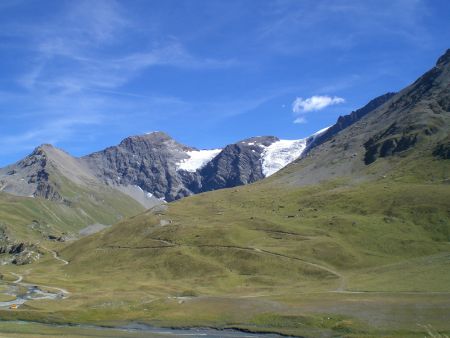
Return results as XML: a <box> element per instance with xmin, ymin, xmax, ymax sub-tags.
<box><xmin>0</xmin><ymin>278</ymin><xmax>289</xmax><ymax>337</ymax></box>
<box><xmin>0</xmin><ymin>282</ymin><xmax>63</xmax><ymax>308</ymax></box>
<box><xmin>0</xmin><ymin>321</ymin><xmax>291</xmax><ymax>337</ymax></box>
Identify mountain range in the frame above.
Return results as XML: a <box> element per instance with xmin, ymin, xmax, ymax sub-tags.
<box><xmin>0</xmin><ymin>49</ymin><xmax>449</xmax><ymax>337</ymax></box>
<box><xmin>0</xmin><ymin>90</ymin><xmax>395</xmax><ymax>205</ymax></box>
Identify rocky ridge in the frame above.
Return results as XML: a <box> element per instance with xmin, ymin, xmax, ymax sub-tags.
<box><xmin>0</xmin><ymin>97</ymin><xmax>401</xmax><ymax>204</ymax></box>
<box><xmin>278</xmin><ymin>49</ymin><xmax>450</xmax><ymax>187</ymax></box>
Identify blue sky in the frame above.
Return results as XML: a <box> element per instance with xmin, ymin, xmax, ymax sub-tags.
<box><xmin>0</xmin><ymin>0</ymin><xmax>449</xmax><ymax>166</ymax></box>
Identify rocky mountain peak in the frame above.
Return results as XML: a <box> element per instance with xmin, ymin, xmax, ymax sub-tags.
<box><xmin>118</xmin><ymin>131</ymin><xmax>193</xmax><ymax>154</ymax></box>
<box><xmin>238</xmin><ymin>136</ymin><xmax>279</xmax><ymax>147</ymax></box>
<box><xmin>31</xmin><ymin>144</ymin><xmax>72</xmax><ymax>159</ymax></box>
<box><xmin>135</xmin><ymin>131</ymin><xmax>172</xmax><ymax>141</ymax></box>
<box><xmin>119</xmin><ymin>131</ymin><xmax>170</xmax><ymax>146</ymax></box>
<box><xmin>31</xmin><ymin>144</ymin><xmax>53</xmax><ymax>156</ymax></box>
<box><xmin>28</xmin><ymin>144</ymin><xmax>82</xmax><ymax>173</ymax></box>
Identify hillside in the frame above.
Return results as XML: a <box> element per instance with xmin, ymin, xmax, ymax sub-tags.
<box><xmin>0</xmin><ymin>156</ymin><xmax>145</xmax><ymax>264</ymax></box>
<box><xmin>0</xmin><ymin>72</ymin><xmax>401</xmax><ymax>262</ymax></box>
<box><xmin>0</xmin><ymin>50</ymin><xmax>447</xmax><ymax>337</ymax></box>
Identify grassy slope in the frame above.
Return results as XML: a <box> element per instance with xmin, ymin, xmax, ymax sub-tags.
<box><xmin>1</xmin><ymin>153</ymin><xmax>448</xmax><ymax>337</ymax></box>
<box><xmin>0</xmin><ymin>168</ymin><xmax>145</xmax><ymax>244</ymax></box>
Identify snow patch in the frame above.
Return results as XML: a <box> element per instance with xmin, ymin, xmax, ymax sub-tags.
<box><xmin>177</xmin><ymin>149</ymin><xmax>222</xmax><ymax>172</ymax></box>
<box><xmin>134</xmin><ymin>185</ymin><xmax>155</xmax><ymax>199</ymax></box>
<box><xmin>311</xmin><ymin>125</ymin><xmax>331</xmax><ymax>138</ymax></box>
<box><xmin>261</xmin><ymin>139</ymin><xmax>308</xmax><ymax>177</ymax></box>
<box><xmin>260</xmin><ymin>126</ymin><xmax>331</xmax><ymax>177</ymax></box>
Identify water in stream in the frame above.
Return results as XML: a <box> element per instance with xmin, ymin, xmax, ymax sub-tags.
<box><xmin>0</xmin><ymin>280</ymin><xmax>289</xmax><ymax>337</ymax></box>
<box><xmin>0</xmin><ymin>281</ymin><xmax>62</xmax><ymax>308</ymax></box>
<box><xmin>0</xmin><ymin>321</ymin><xmax>290</xmax><ymax>337</ymax></box>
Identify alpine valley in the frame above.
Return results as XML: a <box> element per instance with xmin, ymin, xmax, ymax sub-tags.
<box><xmin>0</xmin><ymin>50</ymin><xmax>449</xmax><ymax>337</ymax></box>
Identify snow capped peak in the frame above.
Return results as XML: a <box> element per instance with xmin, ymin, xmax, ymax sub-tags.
<box><xmin>261</xmin><ymin>139</ymin><xmax>308</xmax><ymax>177</ymax></box>
<box><xmin>177</xmin><ymin>149</ymin><xmax>222</xmax><ymax>172</ymax></box>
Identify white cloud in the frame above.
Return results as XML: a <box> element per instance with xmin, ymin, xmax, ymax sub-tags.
<box><xmin>293</xmin><ymin>116</ymin><xmax>307</xmax><ymax>124</ymax></box>
<box><xmin>292</xmin><ymin>95</ymin><xmax>345</xmax><ymax>113</ymax></box>
<box><xmin>291</xmin><ymin>95</ymin><xmax>345</xmax><ymax>124</ymax></box>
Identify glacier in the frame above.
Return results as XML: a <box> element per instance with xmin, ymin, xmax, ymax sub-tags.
<box><xmin>177</xmin><ymin>149</ymin><xmax>222</xmax><ymax>172</ymax></box>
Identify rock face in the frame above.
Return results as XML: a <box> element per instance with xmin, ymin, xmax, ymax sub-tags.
<box><xmin>363</xmin><ymin>123</ymin><xmax>418</xmax><ymax>164</ymax></box>
<box><xmin>82</xmin><ymin>134</ymin><xmax>313</xmax><ymax>201</ymax></box>
<box><xmin>0</xmin><ymin>145</ymin><xmax>65</xmax><ymax>202</ymax></box>
<box><xmin>0</xmin><ymin>143</ymin><xmax>103</xmax><ymax>202</ymax></box>
<box><xmin>83</xmin><ymin>132</ymin><xmax>196</xmax><ymax>201</ymax></box>
<box><xmin>359</xmin><ymin>49</ymin><xmax>450</xmax><ymax>165</ymax></box>
<box><xmin>433</xmin><ymin>138</ymin><xmax>450</xmax><ymax>159</ymax></box>
<box><xmin>304</xmin><ymin>92</ymin><xmax>396</xmax><ymax>155</ymax></box>
<box><xmin>199</xmin><ymin>136</ymin><xmax>278</xmax><ymax>192</ymax></box>
<box><xmin>82</xmin><ymin>133</ymin><xmax>325</xmax><ymax>200</ymax></box>
<box><xmin>0</xmin><ymin>225</ymin><xmax>38</xmax><ymax>265</ymax></box>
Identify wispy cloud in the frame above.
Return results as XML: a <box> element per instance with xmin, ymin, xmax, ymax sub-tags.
<box><xmin>0</xmin><ymin>0</ymin><xmax>240</xmax><ymax>158</ymax></box>
<box><xmin>293</xmin><ymin>116</ymin><xmax>307</xmax><ymax>124</ymax></box>
<box><xmin>258</xmin><ymin>0</ymin><xmax>430</xmax><ymax>54</ymax></box>
<box><xmin>0</xmin><ymin>112</ymin><xmax>105</xmax><ymax>155</ymax></box>
<box><xmin>292</xmin><ymin>95</ymin><xmax>345</xmax><ymax>124</ymax></box>
<box><xmin>17</xmin><ymin>1</ymin><xmax>235</xmax><ymax>94</ymax></box>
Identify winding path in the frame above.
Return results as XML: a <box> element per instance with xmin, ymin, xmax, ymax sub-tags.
<box><xmin>9</xmin><ymin>272</ymin><xmax>70</xmax><ymax>297</ymax></box>
<box><xmin>104</xmin><ymin>240</ymin><xmax>347</xmax><ymax>291</ymax></box>
<box><xmin>11</xmin><ymin>272</ymin><xmax>23</xmax><ymax>284</ymax></box>
<box><xmin>40</xmin><ymin>246</ymin><xmax>69</xmax><ymax>265</ymax></box>
<box><xmin>1</xmin><ymin>245</ymin><xmax>71</xmax><ymax>308</ymax></box>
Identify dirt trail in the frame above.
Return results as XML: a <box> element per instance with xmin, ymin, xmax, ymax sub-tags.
<box><xmin>5</xmin><ymin>245</ymin><xmax>71</xmax><ymax>301</ymax></box>
<box><xmin>11</xmin><ymin>272</ymin><xmax>23</xmax><ymax>284</ymax></box>
<box><xmin>255</xmin><ymin>248</ymin><xmax>347</xmax><ymax>291</ymax></box>
<box><xmin>105</xmin><ymin>240</ymin><xmax>348</xmax><ymax>291</ymax></box>
<box><xmin>40</xmin><ymin>246</ymin><xmax>69</xmax><ymax>265</ymax></box>
<box><xmin>9</xmin><ymin>272</ymin><xmax>70</xmax><ymax>297</ymax></box>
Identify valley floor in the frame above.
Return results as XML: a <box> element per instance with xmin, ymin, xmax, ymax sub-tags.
<box><xmin>1</xmin><ymin>173</ymin><xmax>450</xmax><ymax>337</ymax></box>
<box><xmin>0</xmin><ymin>242</ymin><xmax>449</xmax><ymax>337</ymax></box>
